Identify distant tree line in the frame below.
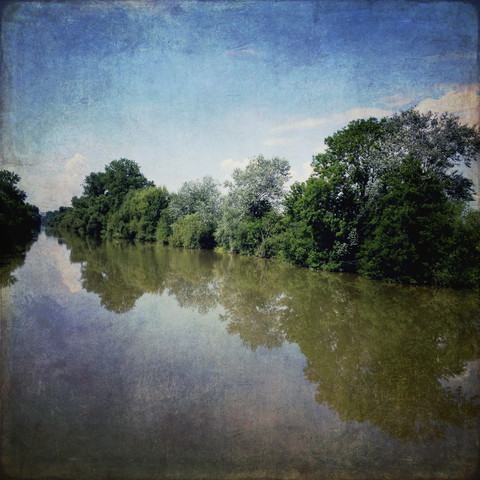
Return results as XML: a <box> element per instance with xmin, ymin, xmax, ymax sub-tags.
<box><xmin>45</xmin><ymin>109</ymin><xmax>480</xmax><ymax>288</ymax></box>
<box><xmin>0</xmin><ymin>169</ymin><xmax>41</xmax><ymax>251</ymax></box>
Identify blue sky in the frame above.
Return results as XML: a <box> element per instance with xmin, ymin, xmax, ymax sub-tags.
<box><xmin>0</xmin><ymin>0</ymin><xmax>478</xmax><ymax>210</ymax></box>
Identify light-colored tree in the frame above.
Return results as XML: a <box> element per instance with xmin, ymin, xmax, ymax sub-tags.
<box><xmin>216</xmin><ymin>155</ymin><xmax>290</xmax><ymax>253</ymax></box>
<box><xmin>224</xmin><ymin>155</ymin><xmax>290</xmax><ymax>218</ymax></box>
<box><xmin>169</xmin><ymin>176</ymin><xmax>222</xmax><ymax>226</ymax></box>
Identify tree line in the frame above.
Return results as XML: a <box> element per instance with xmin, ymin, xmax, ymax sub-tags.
<box><xmin>45</xmin><ymin>109</ymin><xmax>480</xmax><ymax>288</ymax></box>
<box><xmin>0</xmin><ymin>169</ymin><xmax>41</xmax><ymax>252</ymax></box>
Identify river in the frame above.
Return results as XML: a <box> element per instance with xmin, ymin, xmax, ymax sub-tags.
<box><xmin>1</xmin><ymin>230</ymin><xmax>479</xmax><ymax>479</ymax></box>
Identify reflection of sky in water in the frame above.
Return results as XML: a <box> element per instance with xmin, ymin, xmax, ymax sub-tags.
<box><xmin>1</xmin><ymin>232</ymin><xmax>479</xmax><ymax>479</ymax></box>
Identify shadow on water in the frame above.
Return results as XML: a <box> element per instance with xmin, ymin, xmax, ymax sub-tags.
<box><xmin>49</xmin><ymin>230</ymin><xmax>480</xmax><ymax>444</ymax></box>
<box><xmin>0</xmin><ymin>231</ymin><xmax>39</xmax><ymax>288</ymax></box>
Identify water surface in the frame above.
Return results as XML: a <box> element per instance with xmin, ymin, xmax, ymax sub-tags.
<box><xmin>1</xmin><ymin>231</ymin><xmax>479</xmax><ymax>479</ymax></box>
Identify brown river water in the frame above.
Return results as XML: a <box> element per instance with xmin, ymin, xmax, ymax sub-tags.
<box><xmin>1</xmin><ymin>230</ymin><xmax>479</xmax><ymax>479</ymax></box>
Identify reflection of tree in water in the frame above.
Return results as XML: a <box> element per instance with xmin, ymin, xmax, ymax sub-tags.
<box><xmin>280</xmin><ymin>271</ymin><xmax>480</xmax><ymax>442</ymax></box>
<box><xmin>217</xmin><ymin>256</ymin><xmax>287</xmax><ymax>351</ymax></box>
<box><xmin>214</xmin><ymin>258</ymin><xmax>480</xmax><ymax>442</ymax></box>
<box><xmin>164</xmin><ymin>249</ymin><xmax>220</xmax><ymax>314</ymax></box>
<box><xmin>57</xmin><ymin>233</ymin><xmax>167</xmax><ymax>313</ymax></box>
<box><xmin>54</xmin><ymin>232</ymin><xmax>480</xmax><ymax>442</ymax></box>
<box><xmin>57</xmin><ymin>232</ymin><xmax>222</xmax><ymax>315</ymax></box>
<box><xmin>0</xmin><ymin>233</ymin><xmax>38</xmax><ymax>288</ymax></box>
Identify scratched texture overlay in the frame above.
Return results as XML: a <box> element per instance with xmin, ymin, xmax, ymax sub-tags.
<box><xmin>1</xmin><ymin>1</ymin><xmax>479</xmax><ymax>479</ymax></box>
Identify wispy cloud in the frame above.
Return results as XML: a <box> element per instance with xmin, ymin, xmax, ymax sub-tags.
<box><xmin>415</xmin><ymin>83</ymin><xmax>480</xmax><ymax>128</ymax></box>
<box><xmin>65</xmin><ymin>153</ymin><xmax>89</xmax><ymax>175</ymax></box>
<box><xmin>43</xmin><ymin>153</ymin><xmax>92</xmax><ymax>208</ymax></box>
<box><xmin>272</xmin><ymin>108</ymin><xmax>394</xmax><ymax>133</ymax></box>
<box><xmin>226</xmin><ymin>44</ymin><xmax>260</xmax><ymax>58</ymax></box>
<box><xmin>272</xmin><ymin>117</ymin><xmax>329</xmax><ymax>133</ymax></box>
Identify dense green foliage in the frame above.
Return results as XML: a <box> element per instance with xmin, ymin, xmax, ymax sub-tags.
<box><xmin>106</xmin><ymin>186</ymin><xmax>169</xmax><ymax>241</ymax></box>
<box><xmin>281</xmin><ymin>110</ymin><xmax>480</xmax><ymax>287</ymax></box>
<box><xmin>45</xmin><ymin>159</ymin><xmax>157</xmax><ymax>237</ymax></box>
<box><xmin>215</xmin><ymin>155</ymin><xmax>290</xmax><ymax>256</ymax></box>
<box><xmin>0</xmin><ymin>170</ymin><xmax>41</xmax><ymax>251</ymax></box>
<box><xmin>45</xmin><ymin>110</ymin><xmax>480</xmax><ymax>287</ymax></box>
<box><xmin>167</xmin><ymin>176</ymin><xmax>222</xmax><ymax>249</ymax></box>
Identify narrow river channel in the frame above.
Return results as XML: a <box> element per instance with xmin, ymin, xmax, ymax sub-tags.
<box><xmin>1</xmin><ymin>230</ymin><xmax>479</xmax><ymax>479</ymax></box>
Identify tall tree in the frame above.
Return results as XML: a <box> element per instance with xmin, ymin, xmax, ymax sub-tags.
<box><xmin>370</xmin><ymin>110</ymin><xmax>479</xmax><ymax>202</ymax></box>
<box><xmin>53</xmin><ymin>159</ymin><xmax>154</xmax><ymax>237</ymax></box>
<box><xmin>106</xmin><ymin>186</ymin><xmax>170</xmax><ymax>241</ymax></box>
<box><xmin>167</xmin><ymin>176</ymin><xmax>223</xmax><ymax>249</ymax></box>
<box><xmin>0</xmin><ymin>170</ymin><xmax>40</xmax><ymax>250</ymax></box>
<box><xmin>357</xmin><ymin>155</ymin><xmax>457</xmax><ymax>284</ymax></box>
<box><xmin>216</xmin><ymin>155</ymin><xmax>290</xmax><ymax>255</ymax></box>
<box><xmin>281</xmin><ymin>110</ymin><xmax>480</xmax><ymax>285</ymax></box>
<box><xmin>224</xmin><ymin>155</ymin><xmax>290</xmax><ymax>218</ymax></box>
<box><xmin>282</xmin><ymin>118</ymin><xmax>385</xmax><ymax>270</ymax></box>
<box><xmin>83</xmin><ymin>158</ymin><xmax>154</xmax><ymax>210</ymax></box>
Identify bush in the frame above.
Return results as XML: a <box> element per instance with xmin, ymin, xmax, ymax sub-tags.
<box><xmin>169</xmin><ymin>214</ymin><xmax>215</xmax><ymax>249</ymax></box>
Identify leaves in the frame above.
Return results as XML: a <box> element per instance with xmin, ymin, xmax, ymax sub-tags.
<box><xmin>281</xmin><ymin>110</ymin><xmax>480</xmax><ymax>286</ymax></box>
<box><xmin>0</xmin><ymin>169</ymin><xmax>41</xmax><ymax>250</ymax></box>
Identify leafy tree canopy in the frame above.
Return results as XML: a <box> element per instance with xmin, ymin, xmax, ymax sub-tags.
<box><xmin>49</xmin><ymin>159</ymin><xmax>156</xmax><ymax>237</ymax></box>
<box><xmin>83</xmin><ymin>158</ymin><xmax>154</xmax><ymax>209</ymax></box>
<box><xmin>215</xmin><ymin>155</ymin><xmax>290</xmax><ymax>254</ymax></box>
<box><xmin>225</xmin><ymin>155</ymin><xmax>290</xmax><ymax>218</ymax></box>
<box><xmin>282</xmin><ymin>110</ymin><xmax>480</xmax><ymax>285</ymax></box>
<box><xmin>169</xmin><ymin>176</ymin><xmax>222</xmax><ymax>226</ymax></box>
<box><xmin>0</xmin><ymin>169</ymin><xmax>40</xmax><ymax>250</ymax></box>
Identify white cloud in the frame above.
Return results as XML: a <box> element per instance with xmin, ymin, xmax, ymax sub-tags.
<box><xmin>42</xmin><ymin>153</ymin><xmax>92</xmax><ymax>208</ymax></box>
<box><xmin>65</xmin><ymin>153</ymin><xmax>89</xmax><ymax>175</ymax></box>
<box><xmin>272</xmin><ymin>107</ymin><xmax>394</xmax><ymax>133</ymax></box>
<box><xmin>289</xmin><ymin>161</ymin><xmax>314</xmax><ymax>185</ymax></box>
<box><xmin>226</xmin><ymin>44</ymin><xmax>260</xmax><ymax>58</ymax></box>
<box><xmin>415</xmin><ymin>83</ymin><xmax>480</xmax><ymax>128</ymax></box>
<box><xmin>220</xmin><ymin>157</ymin><xmax>251</xmax><ymax>173</ymax></box>
<box><xmin>61</xmin><ymin>153</ymin><xmax>92</xmax><ymax>203</ymax></box>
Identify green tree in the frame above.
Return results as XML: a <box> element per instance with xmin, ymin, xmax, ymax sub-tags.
<box><xmin>357</xmin><ymin>156</ymin><xmax>456</xmax><ymax>284</ymax></box>
<box><xmin>47</xmin><ymin>159</ymin><xmax>154</xmax><ymax>237</ymax></box>
<box><xmin>224</xmin><ymin>155</ymin><xmax>290</xmax><ymax>218</ymax></box>
<box><xmin>169</xmin><ymin>176</ymin><xmax>222</xmax><ymax>223</ymax></box>
<box><xmin>281</xmin><ymin>110</ymin><xmax>480</xmax><ymax>285</ymax></box>
<box><xmin>0</xmin><ymin>170</ymin><xmax>41</xmax><ymax>250</ymax></box>
<box><xmin>216</xmin><ymin>155</ymin><xmax>290</xmax><ymax>255</ymax></box>
<box><xmin>371</xmin><ymin>109</ymin><xmax>479</xmax><ymax>201</ymax></box>
<box><xmin>167</xmin><ymin>176</ymin><xmax>222</xmax><ymax>248</ymax></box>
<box><xmin>106</xmin><ymin>186</ymin><xmax>169</xmax><ymax>241</ymax></box>
<box><xmin>169</xmin><ymin>214</ymin><xmax>213</xmax><ymax>249</ymax></box>
<box><xmin>83</xmin><ymin>158</ymin><xmax>154</xmax><ymax>208</ymax></box>
<box><xmin>156</xmin><ymin>209</ymin><xmax>173</xmax><ymax>244</ymax></box>
<box><xmin>433</xmin><ymin>208</ymin><xmax>480</xmax><ymax>287</ymax></box>
<box><xmin>281</xmin><ymin>118</ymin><xmax>384</xmax><ymax>270</ymax></box>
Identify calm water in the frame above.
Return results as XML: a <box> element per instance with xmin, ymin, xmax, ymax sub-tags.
<box><xmin>1</xmin><ymin>230</ymin><xmax>479</xmax><ymax>479</ymax></box>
